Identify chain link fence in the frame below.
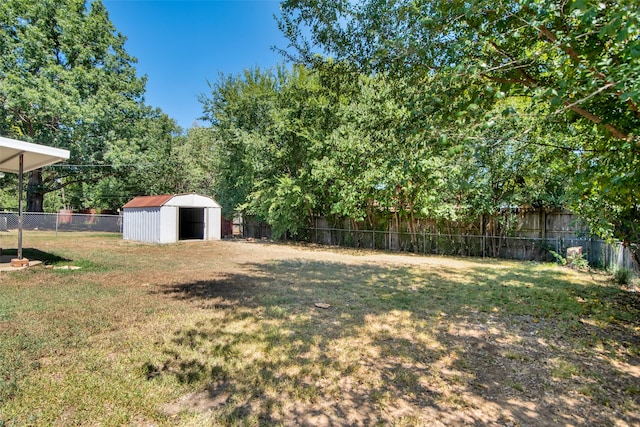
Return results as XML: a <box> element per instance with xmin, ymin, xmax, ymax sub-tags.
<box><xmin>0</xmin><ymin>211</ymin><xmax>122</xmax><ymax>233</ymax></box>
<box><xmin>2</xmin><ymin>212</ymin><xmax>635</xmax><ymax>273</ymax></box>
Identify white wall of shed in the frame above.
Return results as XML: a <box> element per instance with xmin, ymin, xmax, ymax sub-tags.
<box><xmin>123</xmin><ymin>207</ymin><xmax>162</xmax><ymax>243</ymax></box>
<box><xmin>206</xmin><ymin>206</ymin><xmax>222</xmax><ymax>240</ymax></box>
<box><xmin>159</xmin><ymin>206</ymin><xmax>178</xmax><ymax>243</ymax></box>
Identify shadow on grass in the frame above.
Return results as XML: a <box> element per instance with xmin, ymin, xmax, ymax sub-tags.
<box><xmin>0</xmin><ymin>247</ymin><xmax>71</xmax><ymax>264</ymax></box>
<box><xmin>154</xmin><ymin>259</ymin><xmax>640</xmax><ymax>426</ymax></box>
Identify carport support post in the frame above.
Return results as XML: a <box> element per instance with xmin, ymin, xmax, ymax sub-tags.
<box><xmin>17</xmin><ymin>153</ymin><xmax>24</xmax><ymax>259</ymax></box>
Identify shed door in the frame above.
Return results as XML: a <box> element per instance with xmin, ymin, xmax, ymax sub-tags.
<box><xmin>179</xmin><ymin>207</ymin><xmax>205</xmax><ymax>240</ymax></box>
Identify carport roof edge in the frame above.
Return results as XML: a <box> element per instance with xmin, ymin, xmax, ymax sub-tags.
<box><xmin>0</xmin><ymin>136</ymin><xmax>70</xmax><ymax>173</ymax></box>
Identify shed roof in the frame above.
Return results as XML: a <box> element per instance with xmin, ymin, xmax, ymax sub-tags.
<box><xmin>0</xmin><ymin>135</ymin><xmax>70</xmax><ymax>173</ymax></box>
<box><xmin>123</xmin><ymin>194</ymin><xmax>175</xmax><ymax>208</ymax></box>
<box><xmin>123</xmin><ymin>194</ymin><xmax>221</xmax><ymax>209</ymax></box>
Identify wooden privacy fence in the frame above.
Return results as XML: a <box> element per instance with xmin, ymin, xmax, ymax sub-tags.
<box><xmin>294</xmin><ymin>227</ymin><xmax>634</xmax><ymax>271</ymax></box>
<box><xmin>242</xmin><ymin>212</ymin><xmax>637</xmax><ymax>273</ymax></box>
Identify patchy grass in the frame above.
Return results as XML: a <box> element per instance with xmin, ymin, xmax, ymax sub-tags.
<box><xmin>0</xmin><ymin>231</ymin><xmax>639</xmax><ymax>426</ymax></box>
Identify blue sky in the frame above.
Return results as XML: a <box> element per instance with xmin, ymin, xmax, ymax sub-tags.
<box><xmin>102</xmin><ymin>0</ymin><xmax>290</xmax><ymax>130</ymax></box>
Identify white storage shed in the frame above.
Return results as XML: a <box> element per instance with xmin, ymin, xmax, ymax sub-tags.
<box><xmin>122</xmin><ymin>194</ymin><xmax>222</xmax><ymax>244</ymax></box>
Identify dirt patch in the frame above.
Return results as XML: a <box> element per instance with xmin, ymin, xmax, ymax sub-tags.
<box><xmin>163</xmin><ymin>381</ymin><xmax>231</xmax><ymax>417</ymax></box>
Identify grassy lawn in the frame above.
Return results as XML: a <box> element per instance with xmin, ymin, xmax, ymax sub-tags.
<box><xmin>0</xmin><ymin>232</ymin><xmax>639</xmax><ymax>426</ymax></box>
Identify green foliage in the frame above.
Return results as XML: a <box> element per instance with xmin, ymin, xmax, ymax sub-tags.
<box><xmin>201</xmin><ymin>67</ymin><xmax>282</xmax><ymax>219</ymax></box>
<box><xmin>0</xmin><ymin>175</ymin><xmax>18</xmax><ymax>210</ymax></box>
<box><xmin>280</xmin><ymin>0</ymin><xmax>640</xmax><ymax>137</ymax></box>
<box><xmin>611</xmin><ymin>266</ymin><xmax>634</xmax><ymax>286</ymax></box>
<box><xmin>549</xmin><ymin>250</ymin><xmax>567</xmax><ymax>266</ymax></box>
<box><xmin>456</xmin><ymin>97</ymin><xmax>570</xmax><ymax>218</ymax></box>
<box><xmin>570</xmin><ymin>254</ymin><xmax>590</xmax><ymax>271</ymax></box>
<box><xmin>201</xmin><ymin>62</ymin><xmax>571</xmax><ymax>238</ymax></box>
<box><xmin>0</xmin><ymin>0</ymin><xmax>164</xmax><ymax>210</ymax></box>
<box><xmin>96</xmin><ymin>113</ymin><xmax>218</xmax><ymax>210</ymax></box>
<box><xmin>278</xmin><ymin>0</ymin><xmax>640</xmax><ymax>269</ymax></box>
<box><xmin>549</xmin><ymin>248</ymin><xmax>589</xmax><ymax>270</ymax></box>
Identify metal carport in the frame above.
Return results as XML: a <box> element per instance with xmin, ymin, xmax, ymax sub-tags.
<box><xmin>0</xmin><ymin>136</ymin><xmax>70</xmax><ymax>265</ymax></box>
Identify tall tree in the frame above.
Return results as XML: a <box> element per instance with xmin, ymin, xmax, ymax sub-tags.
<box><xmin>0</xmin><ymin>0</ymin><xmax>147</xmax><ymax>211</ymax></box>
<box><xmin>202</xmin><ymin>62</ymin><xmax>571</xmax><ymax>244</ymax></box>
<box><xmin>202</xmin><ymin>65</ymin><xmax>357</xmax><ymax>235</ymax></box>
<box><xmin>201</xmin><ymin>68</ymin><xmax>282</xmax><ymax>219</ymax></box>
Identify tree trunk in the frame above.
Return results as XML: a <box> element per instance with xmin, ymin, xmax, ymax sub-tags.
<box><xmin>408</xmin><ymin>200</ymin><xmax>418</xmax><ymax>252</ymax></box>
<box><xmin>26</xmin><ymin>169</ymin><xmax>44</xmax><ymax>212</ymax></box>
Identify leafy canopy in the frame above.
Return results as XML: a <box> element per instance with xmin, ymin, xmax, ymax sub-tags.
<box><xmin>277</xmin><ymin>0</ymin><xmax>640</xmax><ymax>263</ymax></box>
<box><xmin>0</xmin><ymin>0</ymin><xmax>174</xmax><ymax>210</ymax></box>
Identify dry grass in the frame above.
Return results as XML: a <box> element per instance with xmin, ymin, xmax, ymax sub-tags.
<box><xmin>0</xmin><ymin>231</ymin><xmax>639</xmax><ymax>426</ymax></box>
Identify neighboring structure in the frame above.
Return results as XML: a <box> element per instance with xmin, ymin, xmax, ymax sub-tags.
<box><xmin>122</xmin><ymin>194</ymin><xmax>222</xmax><ymax>244</ymax></box>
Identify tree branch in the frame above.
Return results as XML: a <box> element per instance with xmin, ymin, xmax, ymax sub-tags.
<box><xmin>555</xmin><ymin>82</ymin><xmax>615</xmax><ymax>115</ymax></box>
<box><xmin>486</xmin><ymin>41</ymin><xmax>631</xmax><ymax>141</ymax></box>
<box><xmin>535</xmin><ymin>24</ymin><xmax>640</xmax><ymax>119</ymax></box>
<box><xmin>537</xmin><ymin>26</ymin><xmax>586</xmax><ymax>69</ymax></box>
<box><xmin>562</xmin><ymin>102</ymin><xmax>629</xmax><ymax>140</ymax></box>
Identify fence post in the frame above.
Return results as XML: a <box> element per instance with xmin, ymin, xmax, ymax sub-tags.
<box><xmin>480</xmin><ymin>216</ymin><xmax>485</xmax><ymax>258</ymax></box>
<box><xmin>55</xmin><ymin>211</ymin><xmax>59</xmax><ymax>236</ymax></box>
<box><xmin>617</xmin><ymin>242</ymin><xmax>624</xmax><ymax>269</ymax></box>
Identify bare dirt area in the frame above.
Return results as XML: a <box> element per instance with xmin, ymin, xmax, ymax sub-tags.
<box><xmin>2</xmin><ymin>234</ymin><xmax>639</xmax><ymax>426</ymax></box>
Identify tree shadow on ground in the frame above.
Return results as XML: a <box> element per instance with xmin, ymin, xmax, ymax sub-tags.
<box><xmin>0</xmin><ymin>247</ymin><xmax>71</xmax><ymax>264</ymax></box>
<box><xmin>153</xmin><ymin>259</ymin><xmax>640</xmax><ymax>426</ymax></box>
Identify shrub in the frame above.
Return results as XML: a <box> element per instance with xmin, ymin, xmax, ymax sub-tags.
<box><xmin>549</xmin><ymin>250</ymin><xmax>566</xmax><ymax>266</ymax></box>
<box><xmin>570</xmin><ymin>254</ymin><xmax>590</xmax><ymax>270</ymax></box>
<box><xmin>611</xmin><ymin>266</ymin><xmax>633</xmax><ymax>286</ymax></box>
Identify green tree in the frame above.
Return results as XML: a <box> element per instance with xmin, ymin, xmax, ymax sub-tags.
<box><xmin>320</xmin><ymin>74</ymin><xmax>459</xmax><ymax>234</ymax></box>
<box><xmin>0</xmin><ymin>174</ymin><xmax>19</xmax><ymax>210</ymax></box>
<box><xmin>202</xmin><ymin>63</ymin><xmax>571</xmax><ymax>245</ymax></box>
<box><xmin>279</xmin><ymin>0</ymin><xmax>640</xmax><ymax>266</ymax></box>
<box><xmin>202</xmin><ymin>64</ymin><xmax>359</xmax><ymax>236</ymax></box>
<box><xmin>0</xmin><ymin>0</ymin><xmax>147</xmax><ymax>211</ymax></box>
<box><xmin>280</xmin><ymin>0</ymin><xmax>639</xmax><ymax>138</ymax></box>
<box><xmin>235</xmin><ymin>65</ymin><xmax>333</xmax><ymax>237</ymax></box>
<box><xmin>201</xmin><ymin>68</ymin><xmax>281</xmax><ymax>219</ymax></box>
